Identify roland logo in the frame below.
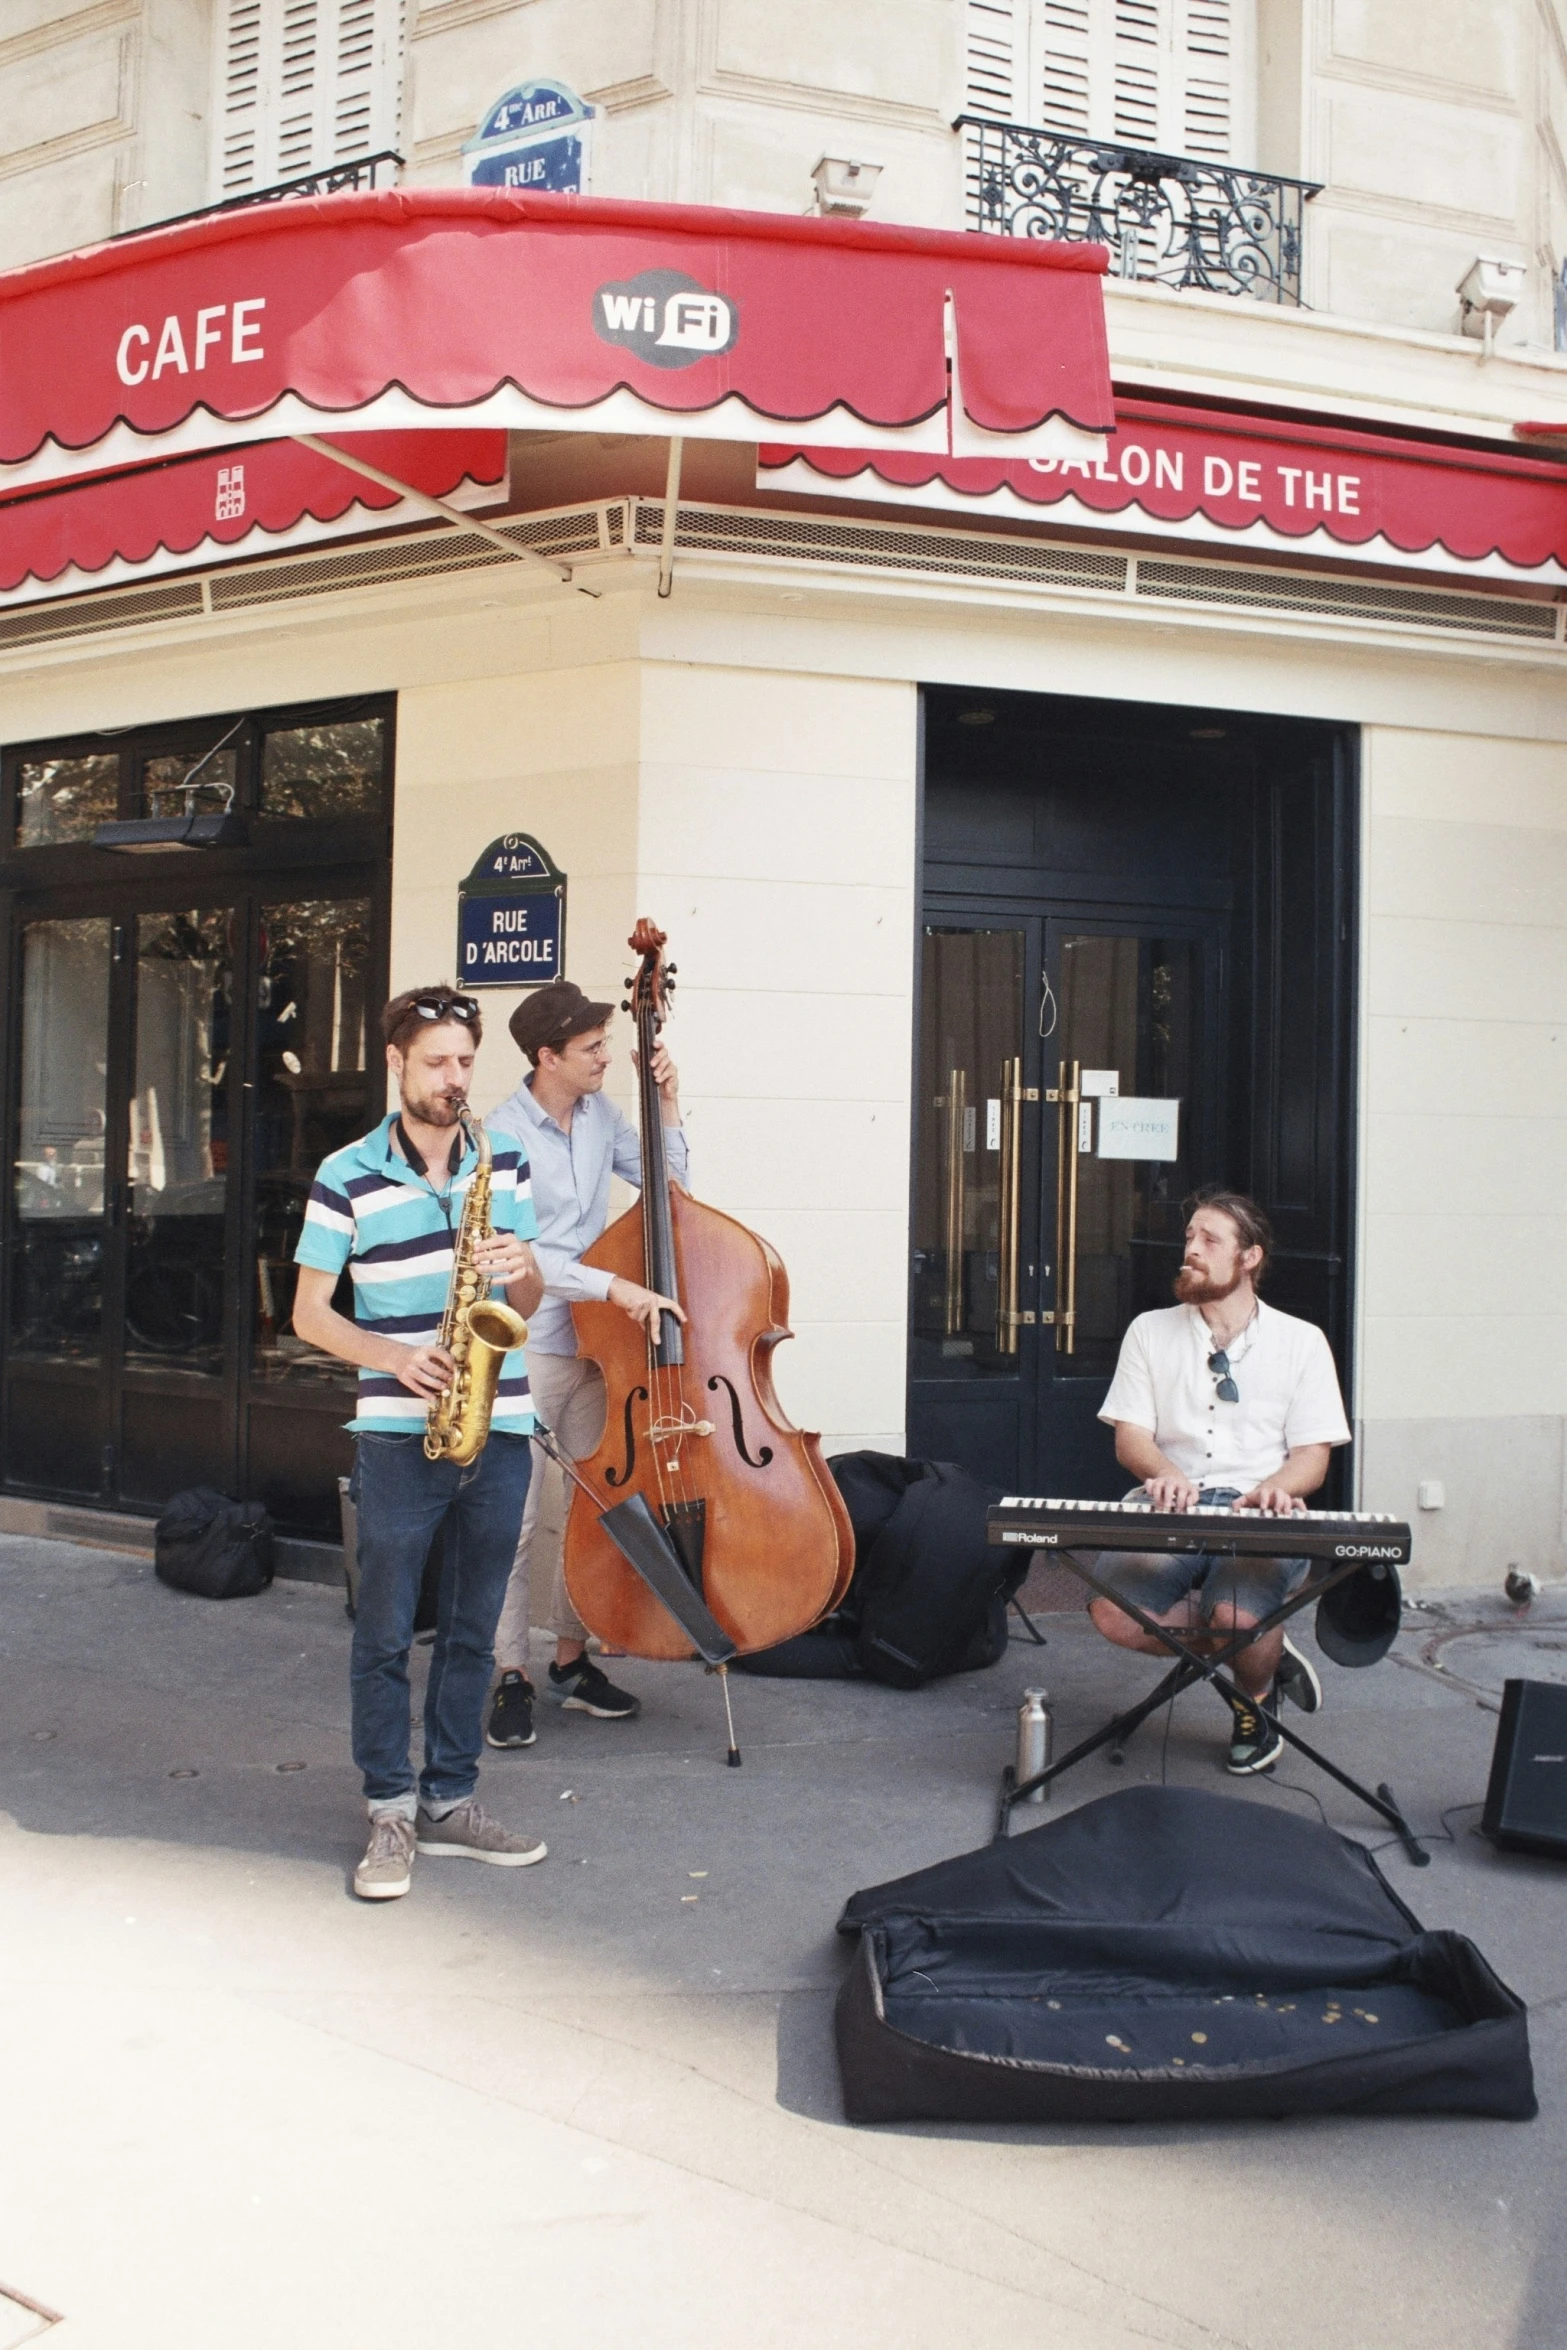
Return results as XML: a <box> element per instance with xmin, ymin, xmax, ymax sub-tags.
<box><xmin>593</xmin><ymin>268</ymin><xmax>739</xmax><ymax>370</ymax></box>
<box><xmin>1531</xmin><ymin>1753</ymin><xmax>1566</xmax><ymax>1764</ymax></box>
<box><xmin>1334</xmin><ymin>1542</ymin><xmax>1402</xmax><ymax>1560</ymax></box>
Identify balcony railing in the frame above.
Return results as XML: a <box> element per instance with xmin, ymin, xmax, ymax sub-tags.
<box><xmin>959</xmin><ymin>118</ymin><xmax>1320</xmax><ymax>307</ymax></box>
<box><xmin>116</xmin><ymin>152</ymin><xmax>403</xmax><ymax>242</ymax></box>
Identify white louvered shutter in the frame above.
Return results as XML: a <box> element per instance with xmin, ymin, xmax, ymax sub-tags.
<box><xmin>964</xmin><ymin>0</ymin><xmax>1019</xmax><ymax>121</ymax></box>
<box><xmin>212</xmin><ymin>0</ymin><xmax>405</xmax><ymax>199</ymax></box>
<box><xmin>967</xmin><ymin>0</ymin><xmax>1248</xmax><ymax>161</ymax></box>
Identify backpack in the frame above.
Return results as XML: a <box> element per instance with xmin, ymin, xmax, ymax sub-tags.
<box><xmin>154</xmin><ymin>1487</ymin><xmax>275</xmax><ymax>1601</ymax></box>
<box><xmin>738</xmin><ymin>1452</ymin><xmax>1024</xmax><ymax>1687</ymax></box>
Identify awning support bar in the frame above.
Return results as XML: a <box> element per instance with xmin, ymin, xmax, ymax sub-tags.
<box><xmin>290</xmin><ymin>435</ymin><xmax>599</xmax><ymax>596</ymax></box>
<box><xmin>658</xmin><ymin>437</ymin><xmax>684</xmax><ymax>599</ymax></box>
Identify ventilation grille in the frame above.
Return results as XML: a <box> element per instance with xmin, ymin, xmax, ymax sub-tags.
<box><xmin>1135</xmin><ymin>557</ymin><xmax>1561</xmax><ymax>641</ymax></box>
<box><xmin>636</xmin><ymin>501</ymin><xmax>1130</xmax><ymax>592</ymax></box>
<box><xmin>208</xmin><ymin>510</ymin><xmax>606</xmax><ymax>611</ymax></box>
<box><xmin>0</xmin><ymin>498</ymin><xmax>1558</xmax><ymax>654</ymax></box>
<box><xmin>0</xmin><ymin>578</ymin><xmax>206</xmax><ymax>649</ymax></box>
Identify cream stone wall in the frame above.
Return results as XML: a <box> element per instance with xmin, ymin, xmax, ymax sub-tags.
<box><xmin>403</xmin><ymin>0</ymin><xmax>961</xmax><ymax>226</ymax></box>
<box><xmin>1357</xmin><ymin>726</ymin><xmax>1567</xmax><ymax>1581</ymax></box>
<box><xmin>0</xmin><ymin>0</ymin><xmax>209</xmax><ymax>266</ymax></box>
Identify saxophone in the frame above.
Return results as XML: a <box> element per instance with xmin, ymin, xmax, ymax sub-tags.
<box><xmin>423</xmin><ymin>1109</ymin><xmax>530</xmax><ymax>1466</ymax></box>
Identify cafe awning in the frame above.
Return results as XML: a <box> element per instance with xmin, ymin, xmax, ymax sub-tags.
<box><xmin>0</xmin><ymin>189</ymin><xmax>1113</xmax><ymax>503</ymax></box>
<box><xmin>0</xmin><ymin>429</ymin><xmax>508</xmax><ymax>602</ymax></box>
<box><xmin>758</xmin><ymin>399</ymin><xmax>1567</xmax><ymax>585</ymax></box>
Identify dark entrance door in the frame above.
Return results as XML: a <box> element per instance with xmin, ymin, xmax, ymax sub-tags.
<box><xmin>909</xmin><ymin>689</ymin><xmax>1356</xmax><ymax>1502</ymax></box>
<box><xmin>2</xmin><ymin>703</ymin><xmax>391</xmax><ymax>1536</ymax></box>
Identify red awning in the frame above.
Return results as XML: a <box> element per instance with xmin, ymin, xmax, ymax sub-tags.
<box><xmin>0</xmin><ymin>429</ymin><xmax>507</xmax><ymax>600</ymax></box>
<box><xmin>0</xmin><ymin>190</ymin><xmax>1112</xmax><ymax>499</ymax></box>
<box><xmin>759</xmin><ymin>400</ymin><xmax>1567</xmax><ymax>584</ymax></box>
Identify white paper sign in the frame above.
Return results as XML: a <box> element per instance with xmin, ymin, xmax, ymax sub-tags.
<box><xmin>1097</xmin><ymin>1096</ymin><xmax>1180</xmax><ymax>1161</ymax></box>
<box><xmin>1080</xmin><ymin>1068</ymin><xmax>1120</xmax><ymax>1097</ymax></box>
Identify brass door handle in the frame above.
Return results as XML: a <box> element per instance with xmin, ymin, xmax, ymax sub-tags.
<box><xmin>943</xmin><ymin>1066</ymin><xmax>966</xmax><ymax>1337</ymax></box>
<box><xmin>995</xmin><ymin>1057</ymin><xmax>1033</xmax><ymax>1353</ymax></box>
<box><xmin>1051</xmin><ymin>1057</ymin><xmax>1081</xmax><ymax>1354</ymax></box>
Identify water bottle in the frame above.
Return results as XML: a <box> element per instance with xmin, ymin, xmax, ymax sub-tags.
<box><xmin>1016</xmin><ymin>1687</ymin><xmax>1053</xmax><ymax>1804</ymax></box>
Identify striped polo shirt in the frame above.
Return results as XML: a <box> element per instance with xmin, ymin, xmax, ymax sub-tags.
<box><xmin>294</xmin><ymin>1114</ymin><xmax>537</xmax><ymax>1436</ymax></box>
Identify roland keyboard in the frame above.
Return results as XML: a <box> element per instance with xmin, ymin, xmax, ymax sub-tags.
<box><xmin>987</xmin><ymin>1497</ymin><xmax>1412</xmax><ymax>1565</ymax></box>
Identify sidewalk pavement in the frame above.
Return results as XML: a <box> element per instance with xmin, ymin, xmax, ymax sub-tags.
<box><xmin>1</xmin><ymin>1532</ymin><xmax>1563</xmax><ymax>2350</ymax></box>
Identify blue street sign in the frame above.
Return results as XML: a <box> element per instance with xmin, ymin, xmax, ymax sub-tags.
<box><xmin>462</xmin><ymin>78</ymin><xmax>594</xmax><ymax>197</ymax></box>
<box><xmin>459</xmin><ymin>889</ymin><xmax>563</xmax><ymax>985</ymax></box>
<box><xmin>457</xmin><ymin>832</ymin><xmax>568</xmax><ymax>989</ymax></box>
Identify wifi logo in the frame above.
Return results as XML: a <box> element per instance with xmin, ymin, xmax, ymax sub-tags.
<box><xmin>593</xmin><ymin>269</ymin><xmax>739</xmax><ymax>369</ymax></box>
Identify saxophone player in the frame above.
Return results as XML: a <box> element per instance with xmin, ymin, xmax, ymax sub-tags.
<box><xmin>292</xmin><ymin>986</ymin><xmax>547</xmax><ymax>1903</ymax></box>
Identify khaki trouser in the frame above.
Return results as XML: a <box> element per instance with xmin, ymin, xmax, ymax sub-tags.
<box><xmin>492</xmin><ymin>1353</ymin><xmax>605</xmax><ymax>1670</ymax></box>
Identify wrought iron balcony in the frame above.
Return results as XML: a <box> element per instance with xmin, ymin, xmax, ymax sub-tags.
<box><xmin>118</xmin><ymin>152</ymin><xmax>403</xmax><ymax>242</ymax></box>
<box><xmin>958</xmin><ymin>118</ymin><xmax>1319</xmax><ymax>307</ymax></box>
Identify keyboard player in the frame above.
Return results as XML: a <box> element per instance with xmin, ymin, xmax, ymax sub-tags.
<box><xmin>1092</xmin><ymin>1188</ymin><xmax>1352</xmax><ymax>1775</ymax></box>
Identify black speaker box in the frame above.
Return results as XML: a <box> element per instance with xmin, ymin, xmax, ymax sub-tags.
<box><xmin>1482</xmin><ymin>1679</ymin><xmax>1567</xmax><ymax>1858</ymax></box>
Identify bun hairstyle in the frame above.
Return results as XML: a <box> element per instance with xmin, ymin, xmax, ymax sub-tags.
<box><xmin>1184</xmin><ymin>1186</ymin><xmax>1273</xmax><ymax>1283</ymax></box>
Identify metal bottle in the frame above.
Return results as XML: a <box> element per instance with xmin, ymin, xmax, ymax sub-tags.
<box><xmin>1016</xmin><ymin>1687</ymin><xmax>1053</xmax><ymax>1804</ymax></box>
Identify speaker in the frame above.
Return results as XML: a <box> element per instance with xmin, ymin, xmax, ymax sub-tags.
<box><xmin>1482</xmin><ymin>1679</ymin><xmax>1567</xmax><ymax>1858</ymax></box>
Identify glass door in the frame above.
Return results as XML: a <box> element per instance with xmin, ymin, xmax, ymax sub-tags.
<box><xmin>1034</xmin><ymin>920</ymin><xmax>1222</xmax><ymax>1495</ymax></box>
<box><xmin>5</xmin><ymin>917</ymin><xmax>113</xmax><ymax>1495</ymax></box>
<box><xmin>908</xmin><ymin>924</ymin><xmax>1036</xmax><ymax>1489</ymax></box>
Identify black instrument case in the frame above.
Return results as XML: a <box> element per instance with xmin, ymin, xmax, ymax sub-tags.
<box><xmin>835</xmin><ymin>1786</ymin><xmax>1534</xmax><ymax>2125</ymax></box>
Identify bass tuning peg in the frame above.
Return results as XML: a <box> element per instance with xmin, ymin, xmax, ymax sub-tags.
<box><xmin>620</xmin><ymin>999</ymin><xmax>631</xmax><ymax>1012</ymax></box>
<box><xmin>666</xmin><ymin>964</ymin><xmax>678</xmax><ymax>976</ymax></box>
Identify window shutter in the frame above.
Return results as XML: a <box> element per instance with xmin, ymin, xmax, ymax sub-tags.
<box><xmin>1112</xmin><ymin>0</ymin><xmax>1162</xmax><ymax>147</ymax></box>
<box><xmin>211</xmin><ymin>0</ymin><xmax>403</xmax><ymax>198</ymax></box>
<box><xmin>1038</xmin><ymin>0</ymin><xmax>1093</xmax><ymax>138</ymax></box>
<box><xmin>965</xmin><ymin>0</ymin><xmax>1243</xmax><ymax>161</ymax></box>
<box><xmin>964</xmin><ymin>0</ymin><xmax>1019</xmax><ymax>122</ymax></box>
<box><xmin>1178</xmin><ymin>0</ymin><xmax>1233</xmax><ymax>159</ymax></box>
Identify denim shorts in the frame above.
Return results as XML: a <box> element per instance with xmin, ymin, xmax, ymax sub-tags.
<box><xmin>1093</xmin><ymin>1487</ymin><xmax>1312</xmax><ymax>1624</ymax></box>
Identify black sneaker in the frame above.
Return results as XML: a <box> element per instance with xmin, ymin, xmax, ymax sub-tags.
<box><xmin>486</xmin><ymin>1671</ymin><xmax>537</xmax><ymax>1749</ymax></box>
<box><xmin>547</xmin><ymin>1656</ymin><xmax>641</xmax><ymax>1719</ymax></box>
<box><xmin>1226</xmin><ymin>1696</ymin><xmax>1284</xmax><ymax>1775</ymax></box>
<box><xmin>1274</xmin><ymin>1637</ymin><xmax>1322</xmax><ymax>1715</ymax></box>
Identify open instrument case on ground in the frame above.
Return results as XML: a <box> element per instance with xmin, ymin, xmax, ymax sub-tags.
<box><xmin>835</xmin><ymin>1787</ymin><xmax>1535</xmax><ymax>2125</ymax></box>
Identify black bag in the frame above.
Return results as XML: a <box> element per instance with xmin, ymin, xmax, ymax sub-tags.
<box><xmin>836</xmin><ymin>1786</ymin><xmax>1536</xmax><ymax>2125</ymax></box>
<box><xmin>738</xmin><ymin>1452</ymin><xmax>1023</xmax><ymax>1687</ymax></box>
<box><xmin>155</xmin><ymin>1486</ymin><xmax>275</xmax><ymax>1601</ymax></box>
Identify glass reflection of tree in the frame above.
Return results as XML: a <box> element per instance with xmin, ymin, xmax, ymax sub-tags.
<box><xmin>260</xmin><ymin>719</ymin><xmax>384</xmax><ymax>820</ymax></box>
<box><xmin>253</xmin><ymin>897</ymin><xmax>372</xmax><ymax>1385</ymax></box>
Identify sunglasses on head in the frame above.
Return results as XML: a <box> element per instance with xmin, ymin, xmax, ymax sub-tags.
<box><xmin>410</xmin><ymin>992</ymin><xmax>479</xmax><ymax>1026</ymax></box>
<box><xmin>1207</xmin><ymin>1348</ymin><xmax>1240</xmax><ymax>1404</ymax></box>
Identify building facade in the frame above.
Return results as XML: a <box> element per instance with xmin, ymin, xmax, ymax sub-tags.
<box><xmin>1</xmin><ymin>0</ymin><xmax>1566</xmax><ymax>1586</ymax></box>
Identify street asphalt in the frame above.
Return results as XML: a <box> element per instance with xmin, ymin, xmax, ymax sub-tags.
<box><xmin>1</xmin><ymin>1533</ymin><xmax>1563</xmax><ymax>2350</ymax></box>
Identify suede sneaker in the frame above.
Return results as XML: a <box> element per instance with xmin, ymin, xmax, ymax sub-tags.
<box><xmin>354</xmin><ymin>1813</ymin><xmax>416</xmax><ymax>1901</ymax></box>
<box><xmin>1226</xmin><ymin>1696</ymin><xmax>1284</xmax><ymax>1775</ymax></box>
<box><xmin>1274</xmin><ymin>1637</ymin><xmax>1322</xmax><ymax>1715</ymax></box>
<box><xmin>415</xmin><ymin>1798</ymin><xmax>546</xmax><ymax>1867</ymax></box>
<box><xmin>547</xmin><ymin>1656</ymin><xmax>641</xmax><ymax>1719</ymax></box>
<box><xmin>486</xmin><ymin>1671</ymin><xmax>537</xmax><ymax>1749</ymax></box>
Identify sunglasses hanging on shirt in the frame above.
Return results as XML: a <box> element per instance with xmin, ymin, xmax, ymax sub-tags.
<box><xmin>1207</xmin><ymin>1348</ymin><xmax>1240</xmax><ymax>1404</ymax></box>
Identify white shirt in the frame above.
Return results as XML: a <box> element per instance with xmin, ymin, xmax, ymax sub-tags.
<box><xmin>1098</xmin><ymin>1299</ymin><xmax>1350</xmax><ymax>1489</ymax></box>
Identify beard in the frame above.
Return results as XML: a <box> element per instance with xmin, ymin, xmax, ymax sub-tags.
<box><xmin>1174</xmin><ymin>1261</ymin><xmax>1244</xmax><ymax>1306</ymax></box>
<box><xmin>403</xmin><ymin>1083</ymin><xmax>465</xmax><ymax>1128</ymax></box>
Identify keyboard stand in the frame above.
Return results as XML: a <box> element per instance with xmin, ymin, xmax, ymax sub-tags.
<box><xmin>997</xmin><ymin>1544</ymin><xmax>1428</xmax><ymax>1865</ymax></box>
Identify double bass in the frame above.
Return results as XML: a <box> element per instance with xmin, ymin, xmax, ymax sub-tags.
<box><xmin>561</xmin><ymin>920</ymin><xmax>854</xmax><ymax>1667</ymax></box>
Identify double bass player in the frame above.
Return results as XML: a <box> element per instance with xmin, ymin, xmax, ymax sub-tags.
<box><xmin>485</xmin><ymin>979</ymin><xmax>686</xmax><ymax>1751</ymax></box>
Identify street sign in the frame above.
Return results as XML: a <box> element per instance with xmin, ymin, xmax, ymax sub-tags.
<box><xmin>462</xmin><ymin>79</ymin><xmax>593</xmax><ymax>194</ymax></box>
<box><xmin>457</xmin><ymin>832</ymin><xmax>567</xmax><ymax>988</ymax></box>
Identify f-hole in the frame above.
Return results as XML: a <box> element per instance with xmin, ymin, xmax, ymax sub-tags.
<box><xmin>605</xmin><ymin>1383</ymin><xmax>648</xmax><ymax>1488</ymax></box>
<box><xmin>707</xmin><ymin>1374</ymin><xmax>774</xmax><ymax>1469</ymax></box>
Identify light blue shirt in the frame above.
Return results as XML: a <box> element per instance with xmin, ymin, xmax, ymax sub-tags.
<box><xmin>487</xmin><ymin>1075</ymin><xmax>689</xmax><ymax>1356</ymax></box>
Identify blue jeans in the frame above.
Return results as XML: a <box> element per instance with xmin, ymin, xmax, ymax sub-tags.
<box><xmin>349</xmin><ymin>1432</ymin><xmax>533</xmax><ymax>1812</ymax></box>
